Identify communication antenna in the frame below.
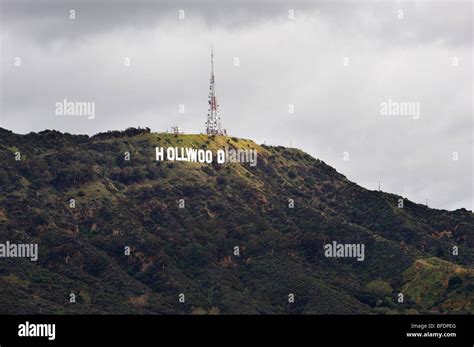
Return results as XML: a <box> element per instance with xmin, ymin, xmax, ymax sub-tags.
<box><xmin>205</xmin><ymin>46</ymin><xmax>226</xmax><ymax>135</ymax></box>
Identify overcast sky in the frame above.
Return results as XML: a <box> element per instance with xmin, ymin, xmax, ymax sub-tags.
<box><xmin>0</xmin><ymin>0</ymin><xmax>472</xmax><ymax>211</ymax></box>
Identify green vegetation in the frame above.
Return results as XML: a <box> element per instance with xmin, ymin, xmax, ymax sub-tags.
<box><xmin>0</xmin><ymin>127</ymin><xmax>472</xmax><ymax>314</ymax></box>
<box><xmin>402</xmin><ymin>257</ymin><xmax>473</xmax><ymax>313</ymax></box>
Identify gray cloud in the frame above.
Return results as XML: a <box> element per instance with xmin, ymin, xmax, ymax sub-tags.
<box><xmin>0</xmin><ymin>0</ymin><xmax>472</xmax><ymax>210</ymax></box>
<box><xmin>1</xmin><ymin>0</ymin><xmax>471</xmax><ymax>46</ymax></box>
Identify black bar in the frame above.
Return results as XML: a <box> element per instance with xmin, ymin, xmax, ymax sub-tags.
<box><xmin>0</xmin><ymin>314</ymin><xmax>472</xmax><ymax>345</ymax></box>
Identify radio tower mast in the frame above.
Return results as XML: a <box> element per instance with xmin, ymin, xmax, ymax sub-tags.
<box><xmin>205</xmin><ymin>46</ymin><xmax>226</xmax><ymax>135</ymax></box>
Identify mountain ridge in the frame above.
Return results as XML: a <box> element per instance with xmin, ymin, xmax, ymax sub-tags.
<box><xmin>0</xmin><ymin>127</ymin><xmax>472</xmax><ymax>314</ymax></box>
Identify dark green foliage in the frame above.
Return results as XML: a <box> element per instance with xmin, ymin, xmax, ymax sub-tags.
<box><xmin>0</xmin><ymin>127</ymin><xmax>472</xmax><ymax>314</ymax></box>
<box><xmin>448</xmin><ymin>275</ymin><xmax>463</xmax><ymax>289</ymax></box>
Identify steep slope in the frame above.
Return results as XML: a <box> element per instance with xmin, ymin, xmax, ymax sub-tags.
<box><xmin>0</xmin><ymin>127</ymin><xmax>472</xmax><ymax>314</ymax></box>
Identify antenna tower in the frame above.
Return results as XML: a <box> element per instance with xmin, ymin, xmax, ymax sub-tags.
<box><xmin>205</xmin><ymin>47</ymin><xmax>226</xmax><ymax>135</ymax></box>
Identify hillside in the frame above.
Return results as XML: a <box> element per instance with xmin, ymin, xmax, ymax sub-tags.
<box><xmin>0</xmin><ymin>127</ymin><xmax>472</xmax><ymax>314</ymax></box>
